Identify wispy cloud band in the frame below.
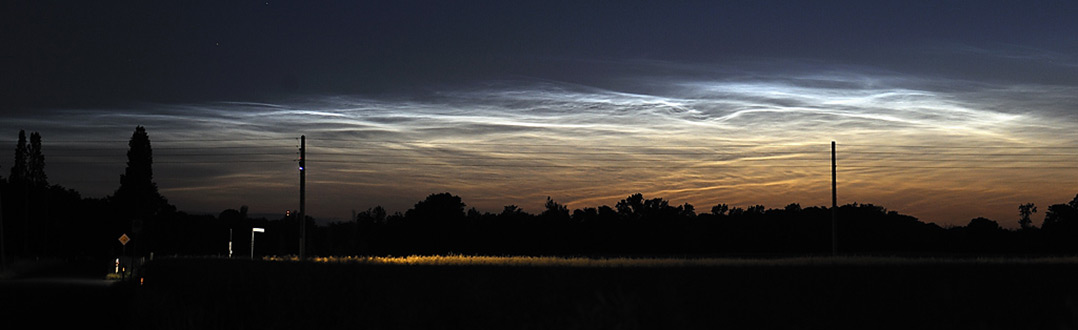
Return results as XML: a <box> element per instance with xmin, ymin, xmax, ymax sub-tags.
<box><xmin>3</xmin><ymin>62</ymin><xmax>1076</xmax><ymax>226</ymax></box>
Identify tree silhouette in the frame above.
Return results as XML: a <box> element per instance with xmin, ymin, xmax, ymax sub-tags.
<box><xmin>112</xmin><ymin>126</ymin><xmax>173</xmax><ymax>259</ymax></box>
<box><xmin>710</xmin><ymin>203</ymin><xmax>729</xmax><ymax>216</ymax></box>
<box><xmin>616</xmin><ymin>193</ymin><xmax>645</xmax><ymax>220</ymax></box>
<box><xmin>7</xmin><ymin>131</ymin><xmax>28</xmax><ymax>258</ymax></box>
<box><xmin>728</xmin><ymin>206</ymin><xmax>745</xmax><ymax>217</ymax></box>
<box><xmin>613</xmin><ymin>193</ymin><xmax>690</xmax><ymax>222</ymax></box>
<box><xmin>114</xmin><ymin>126</ymin><xmax>170</xmax><ymax>220</ymax></box>
<box><xmin>9</xmin><ymin>130</ymin><xmax>27</xmax><ymax>184</ymax></box>
<box><xmin>6</xmin><ymin>130</ymin><xmax>49</xmax><ymax>256</ymax></box>
<box><xmin>967</xmin><ymin>217</ymin><xmax>1001</xmax><ymax>233</ymax></box>
<box><xmin>1041</xmin><ymin>201</ymin><xmax>1078</xmax><ymax>252</ymax></box>
<box><xmin>541</xmin><ymin>197</ymin><xmax>570</xmax><ymax>222</ymax></box>
<box><xmin>746</xmin><ymin>205</ymin><xmax>765</xmax><ymax>215</ymax></box>
<box><xmin>501</xmin><ymin>205</ymin><xmax>525</xmax><ymax>217</ymax></box>
<box><xmin>679</xmin><ymin>203</ymin><xmax>696</xmax><ymax>218</ymax></box>
<box><xmin>1018</xmin><ymin>203</ymin><xmax>1037</xmax><ymax>230</ymax></box>
<box><xmin>27</xmin><ymin>132</ymin><xmax>46</xmax><ymax>188</ymax></box>
<box><xmin>358</xmin><ymin>206</ymin><xmax>387</xmax><ymax>224</ymax></box>
<box><xmin>1042</xmin><ymin>203</ymin><xmax>1078</xmax><ymax>233</ymax></box>
<box><xmin>405</xmin><ymin>192</ymin><xmax>465</xmax><ymax>226</ymax></box>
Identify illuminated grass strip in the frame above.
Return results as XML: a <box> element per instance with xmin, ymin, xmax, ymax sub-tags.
<box><xmin>261</xmin><ymin>255</ymin><xmax>1078</xmax><ymax>267</ymax></box>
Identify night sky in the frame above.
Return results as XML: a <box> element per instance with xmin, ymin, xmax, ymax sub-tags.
<box><xmin>3</xmin><ymin>1</ymin><xmax>1078</xmax><ymax>226</ymax></box>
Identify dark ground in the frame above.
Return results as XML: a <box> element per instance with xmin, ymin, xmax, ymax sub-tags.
<box><xmin>120</xmin><ymin>257</ymin><xmax>1078</xmax><ymax>330</ymax></box>
<box><xmin>0</xmin><ymin>259</ymin><xmax>133</xmax><ymax>329</ymax></box>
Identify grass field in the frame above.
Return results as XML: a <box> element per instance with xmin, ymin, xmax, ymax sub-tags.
<box><xmin>291</xmin><ymin>254</ymin><xmax>1078</xmax><ymax>267</ymax></box>
<box><xmin>132</xmin><ymin>256</ymin><xmax>1078</xmax><ymax>329</ymax></box>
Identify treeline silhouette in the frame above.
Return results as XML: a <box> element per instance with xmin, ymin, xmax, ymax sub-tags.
<box><xmin>313</xmin><ymin>192</ymin><xmax>1078</xmax><ymax>256</ymax></box>
<box><xmin>4</xmin><ymin>127</ymin><xmax>1078</xmax><ymax>262</ymax></box>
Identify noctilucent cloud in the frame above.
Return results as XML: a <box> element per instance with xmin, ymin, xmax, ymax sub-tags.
<box><xmin>3</xmin><ymin>1</ymin><xmax>1077</xmax><ymax>226</ymax></box>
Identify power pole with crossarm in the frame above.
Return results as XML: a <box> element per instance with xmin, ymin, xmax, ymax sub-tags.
<box><xmin>299</xmin><ymin>135</ymin><xmax>306</xmax><ymax>260</ymax></box>
<box><xmin>832</xmin><ymin>141</ymin><xmax>838</xmax><ymax>256</ymax></box>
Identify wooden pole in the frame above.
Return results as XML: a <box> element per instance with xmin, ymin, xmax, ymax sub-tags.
<box><xmin>831</xmin><ymin>141</ymin><xmax>838</xmax><ymax>256</ymax></box>
<box><xmin>299</xmin><ymin>135</ymin><xmax>306</xmax><ymax>260</ymax></box>
<box><xmin>0</xmin><ymin>175</ymin><xmax>5</xmax><ymax>271</ymax></box>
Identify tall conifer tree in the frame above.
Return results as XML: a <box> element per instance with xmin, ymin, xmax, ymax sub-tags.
<box><xmin>114</xmin><ymin>126</ymin><xmax>170</xmax><ymax>222</ymax></box>
<box><xmin>27</xmin><ymin>132</ymin><xmax>46</xmax><ymax>187</ymax></box>
<box><xmin>10</xmin><ymin>130</ymin><xmax>27</xmax><ymax>184</ymax></box>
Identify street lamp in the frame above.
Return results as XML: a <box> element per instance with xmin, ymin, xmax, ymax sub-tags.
<box><xmin>250</xmin><ymin>228</ymin><xmax>265</xmax><ymax>259</ymax></box>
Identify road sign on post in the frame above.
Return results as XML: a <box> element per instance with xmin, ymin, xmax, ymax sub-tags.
<box><xmin>118</xmin><ymin>233</ymin><xmax>130</xmax><ymax>281</ymax></box>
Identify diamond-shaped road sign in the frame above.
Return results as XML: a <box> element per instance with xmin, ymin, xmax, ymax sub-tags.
<box><xmin>119</xmin><ymin>234</ymin><xmax>130</xmax><ymax>246</ymax></box>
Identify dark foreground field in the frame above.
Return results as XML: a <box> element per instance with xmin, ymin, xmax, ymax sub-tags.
<box><xmin>132</xmin><ymin>257</ymin><xmax>1078</xmax><ymax>329</ymax></box>
<box><xmin>0</xmin><ymin>258</ymin><xmax>133</xmax><ymax>328</ymax></box>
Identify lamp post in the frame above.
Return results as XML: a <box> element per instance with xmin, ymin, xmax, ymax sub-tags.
<box><xmin>250</xmin><ymin>228</ymin><xmax>265</xmax><ymax>259</ymax></box>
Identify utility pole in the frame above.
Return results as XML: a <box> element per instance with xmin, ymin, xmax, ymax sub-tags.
<box><xmin>1</xmin><ymin>165</ymin><xmax>6</xmax><ymax>271</ymax></box>
<box><xmin>831</xmin><ymin>141</ymin><xmax>838</xmax><ymax>256</ymax></box>
<box><xmin>299</xmin><ymin>135</ymin><xmax>306</xmax><ymax>260</ymax></box>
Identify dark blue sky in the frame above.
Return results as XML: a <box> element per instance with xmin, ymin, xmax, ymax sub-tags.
<box><xmin>5</xmin><ymin>1</ymin><xmax>1077</xmax><ymax>108</ymax></box>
